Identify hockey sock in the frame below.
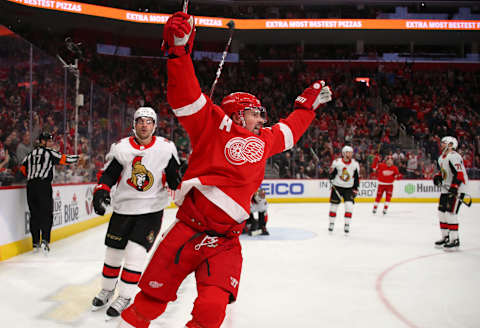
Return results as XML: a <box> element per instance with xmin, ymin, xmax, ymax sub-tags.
<box><xmin>373</xmin><ymin>202</ymin><xmax>378</xmax><ymax>210</ymax></box>
<box><xmin>329</xmin><ymin>204</ymin><xmax>338</xmax><ymax>224</ymax></box>
<box><xmin>120</xmin><ymin>291</ymin><xmax>168</xmax><ymax>328</ymax></box>
<box><xmin>119</xmin><ymin>241</ymin><xmax>147</xmax><ymax>299</ymax></box>
<box><xmin>259</xmin><ymin>212</ymin><xmax>266</xmax><ymax>228</ymax></box>
<box><xmin>438</xmin><ymin>211</ymin><xmax>449</xmax><ymax>238</ymax></box>
<box><xmin>187</xmin><ymin>285</ymin><xmax>229</xmax><ymax>328</ymax></box>
<box><xmin>384</xmin><ymin>203</ymin><xmax>389</xmax><ymax>211</ymax></box>
<box><xmin>102</xmin><ymin>246</ymin><xmax>125</xmax><ymax>291</ymax></box>
<box><xmin>344</xmin><ymin>201</ymin><xmax>353</xmax><ymax>226</ymax></box>
<box><xmin>446</xmin><ymin>212</ymin><xmax>459</xmax><ymax>240</ymax></box>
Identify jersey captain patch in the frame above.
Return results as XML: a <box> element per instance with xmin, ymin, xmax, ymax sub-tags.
<box><xmin>224</xmin><ymin>136</ymin><xmax>265</xmax><ymax>165</ymax></box>
<box><xmin>127</xmin><ymin>156</ymin><xmax>154</xmax><ymax>191</ymax></box>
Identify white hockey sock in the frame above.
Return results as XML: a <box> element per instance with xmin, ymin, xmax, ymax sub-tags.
<box><xmin>438</xmin><ymin>211</ymin><xmax>449</xmax><ymax>238</ymax></box>
<box><xmin>344</xmin><ymin>201</ymin><xmax>354</xmax><ymax>226</ymax></box>
<box><xmin>446</xmin><ymin>212</ymin><xmax>459</xmax><ymax>241</ymax></box>
<box><xmin>329</xmin><ymin>204</ymin><xmax>339</xmax><ymax>224</ymax></box>
<box><xmin>118</xmin><ymin>241</ymin><xmax>147</xmax><ymax>299</ymax></box>
<box><xmin>102</xmin><ymin>246</ymin><xmax>125</xmax><ymax>291</ymax></box>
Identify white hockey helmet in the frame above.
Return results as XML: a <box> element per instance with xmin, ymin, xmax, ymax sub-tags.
<box><xmin>342</xmin><ymin>145</ymin><xmax>354</xmax><ymax>156</ymax></box>
<box><xmin>441</xmin><ymin>136</ymin><xmax>458</xmax><ymax>150</ymax></box>
<box><xmin>133</xmin><ymin>107</ymin><xmax>157</xmax><ymax>137</ymax></box>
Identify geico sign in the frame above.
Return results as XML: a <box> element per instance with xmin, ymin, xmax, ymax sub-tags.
<box><xmin>261</xmin><ymin>182</ymin><xmax>304</xmax><ymax>195</ymax></box>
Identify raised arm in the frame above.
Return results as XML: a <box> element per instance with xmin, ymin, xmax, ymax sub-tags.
<box><xmin>266</xmin><ymin>80</ymin><xmax>332</xmax><ymax>157</ymax></box>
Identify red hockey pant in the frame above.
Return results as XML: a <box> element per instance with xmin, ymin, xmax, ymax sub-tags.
<box><xmin>375</xmin><ymin>184</ymin><xmax>393</xmax><ymax>203</ymax></box>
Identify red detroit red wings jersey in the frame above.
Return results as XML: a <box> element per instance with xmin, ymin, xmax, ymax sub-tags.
<box><xmin>167</xmin><ymin>56</ymin><xmax>314</xmax><ymax>224</ymax></box>
<box><xmin>376</xmin><ymin>163</ymin><xmax>400</xmax><ymax>184</ymax></box>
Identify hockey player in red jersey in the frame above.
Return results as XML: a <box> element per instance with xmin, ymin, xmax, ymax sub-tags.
<box><xmin>118</xmin><ymin>11</ymin><xmax>332</xmax><ymax>328</ymax></box>
<box><xmin>372</xmin><ymin>155</ymin><xmax>401</xmax><ymax>215</ymax></box>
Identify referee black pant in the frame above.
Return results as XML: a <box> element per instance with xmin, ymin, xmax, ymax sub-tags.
<box><xmin>26</xmin><ymin>179</ymin><xmax>53</xmax><ymax>245</ymax></box>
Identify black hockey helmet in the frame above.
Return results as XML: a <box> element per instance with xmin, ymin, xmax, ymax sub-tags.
<box><xmin>38</xmin><ymin>131</ymin><xmax>53</xmax><ymax>142</ymax></box>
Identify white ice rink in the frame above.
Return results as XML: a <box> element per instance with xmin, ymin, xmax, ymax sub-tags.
<box><xmin>1</xmin><ymin>202</ymin><xmax>479</xmax><ymax>328</ymax></box>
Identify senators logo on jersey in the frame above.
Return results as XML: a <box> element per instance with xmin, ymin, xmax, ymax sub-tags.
<box><xmin>127</xmin><ymin>156</ymin><xmax>154</xmax><ymax>191</ymax></box>
<box><xmin>340</xmin><ymin>167</ymin><xmax>350</xmax><ymax>181</ymax></box>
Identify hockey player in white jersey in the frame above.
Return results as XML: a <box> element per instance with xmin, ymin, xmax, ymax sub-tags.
<box><xmin>91</xmin><ymin>107</ymin><xmax>183</xmax><ymax>320</ymax></box>
<box><xmin>328</xmin><ymin>145</ymin><xmax>360</xmax><ymax>234</ymax></box>
<box><xmin>433</xmin><ymin>136</ymin><xmax>469</xmax><ymax>250</ymax></box>
<box><xmin>246</xmin><ymin>188</ymin><xmax>269</xmax><ymax>236</ymax></box>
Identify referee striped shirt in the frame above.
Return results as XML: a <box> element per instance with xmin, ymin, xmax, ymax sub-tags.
<box><xmin>21</xmin><ymin>146</ymin><xmax>79</xmax><ymax>181</ymax></box>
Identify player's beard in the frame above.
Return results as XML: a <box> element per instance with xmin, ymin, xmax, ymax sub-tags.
<box><xmin>136</xmin><ymin>127</ymin><xmax>153</xmax><ymax>143</ymax></box>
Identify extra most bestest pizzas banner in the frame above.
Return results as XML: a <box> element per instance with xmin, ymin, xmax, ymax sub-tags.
<box><xmin>8</xmin><ymin>0</ymin><xmax>480</xmax><ymax>30</ymax></box>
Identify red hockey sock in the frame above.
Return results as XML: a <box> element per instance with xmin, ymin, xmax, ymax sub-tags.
<box><xmin>187</xmin><ymin>285</ymin><xmax>229</xmax><ymax>328</ymax></box>
<box><xmin>121</xmin><ymin>291</ymin><xmax>168</xmax><ymax>327</ymax></box>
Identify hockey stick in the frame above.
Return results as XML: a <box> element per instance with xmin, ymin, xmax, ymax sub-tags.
<box><xmin>209</xmin><ymin>20</ymin><xmax>235</xmax><ymax>99</ymax></box>
<box><xmin>309</xmin><ymin>147</ymin><xmax>319</xmax><ymax>162</ymax></box>
<box><xmin>441</xmin><ymin>185</ymin><xmax>472</xmax><ymax>207</ymax></box>
<box><xmin>182</xmin><ymin>0</ymin><xmax>189</xmax><ymax>13</ymax></box>
<box><xmin>249</xmin><ymin>227</ymin><xmax>263</xmax><ymax>237</ymax></box>
<box><xmin>329</xmin><ymin>180</ymin><xmax>342</xmax><ymax>201</ymax></box>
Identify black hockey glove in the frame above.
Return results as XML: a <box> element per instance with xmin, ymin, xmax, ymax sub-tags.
<box><xmin>93</xmin><ymin>189</ymin><xmax>111</xmax><ymax>216</ymax></box>
<box><xmin>352</xmin><ymin>189</ymin><xmax>358</xmax><ymax>199</ymax></box>
<box><xmin>433</xmin><ymin>174</ymin><xmax>443</xmax><ymax>186</ymax></box>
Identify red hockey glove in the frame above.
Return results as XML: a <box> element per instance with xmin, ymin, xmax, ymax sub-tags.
<box><xmin>162</xmin><ymin>12</ymin><xmax>196</xmax><ymax>58</ymax></box>
<box><xmin>294</xmin><ymin>80</ymin><xmax>332</xmax><ymax>111</ymax></box>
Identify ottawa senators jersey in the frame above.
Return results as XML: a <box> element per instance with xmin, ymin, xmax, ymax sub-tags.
<box><xmin>437</xmin><ymin>151</ymin><xmax>468</xmax><ymax>194</ymax></box>
<box><xmin>103</xmin><ymin>136</ymin><xmax>179</xmax><ymax>215</ymax></box>
<box><xmin>251</xmin><ymin>190</ymin><xmax>268</xmax><ymax>213</ymax></box>
<box><xmin>330</xmin><ymin>158</ymin><xmax>360</xmax><ymax>189</ymax></box>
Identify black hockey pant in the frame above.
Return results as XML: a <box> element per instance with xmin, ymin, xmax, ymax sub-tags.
<box><xmin>27</xmin><ymin>179</ymin><xmax>53</xmax><ymax>244</ymax></box>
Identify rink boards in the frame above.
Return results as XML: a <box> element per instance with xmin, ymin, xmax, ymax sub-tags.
<box><xmin>0</xmin><ymin>179</ymin><xmax>478</xmax><ymax>261</ymax></box>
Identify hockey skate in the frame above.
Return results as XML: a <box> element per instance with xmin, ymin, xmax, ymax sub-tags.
<box><xmin>91</xmin><ymin>289</ymin><xmax>114</xmax><ymax>311</ymax></box>
<box><xmin>434</xmin><ymin>236</ymin><xmax>449</xmax><ymax>249</ymax></box>
<box><xmin>328</xmin><ymin>222</ymin><xmax>334</xmax><ymax>232</ymax></box>
<box><xmin>443</xmin><ymin>238</ymin><xmax>460</xmax><ymax>251</ymax></box>
<box><xmin>32</xmin><ymin>243</ymin><xmax>40</xmax><ymax>253</ymax></box>
<box><xmin>372</xmin><ymin>208</ymin><xmax>377</xmax><ymax>214</ymax></box>
<box><xmin>41</xmin><ymin>240</ymin><xmax>50</xmax><ymax>254</ymax></box>
<box><xmin>106</xmin><ymin>295</ymin><xmax>131</xmax><ymax>320</ymax></box>
<box><xmin>382</xmin><ymin>208</ymin><xmax>387</xmax><ymax>215</ymax></box>
<box><xmin>344</xmin><ymin>224</ymin><xmax>350</xmax><ymax>234</ymax></box>
<box><xmin>261</xmin><ymin>227</ymin><xmax>270</xmax><ymax>236</ymax></box>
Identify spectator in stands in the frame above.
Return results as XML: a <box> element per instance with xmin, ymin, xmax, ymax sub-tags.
<box><xmin>0</xmin><ymin>146</ymin><xmax>13</xmax><ymax>186</ymax></box>
<box><xmin>296</xmin><ymin>165</ymin><xmax>310</xmax><ymax>179</ymax></box>
<box><xmin>16</xmin><ymin>131</ymin><xmax>32</xmax><ymax>163</ymax></box>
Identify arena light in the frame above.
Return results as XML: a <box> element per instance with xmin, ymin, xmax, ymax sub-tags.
<box><xmin>355</xmin><ymin>77</ymin><xmax>370</xmax><ymax>87</ymax></box>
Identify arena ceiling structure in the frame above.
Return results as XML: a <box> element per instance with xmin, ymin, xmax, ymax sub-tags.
<box><xmin>1</xmin><ymin>0</ymin><xmax>480</xmax><ymax>52</ymax></box>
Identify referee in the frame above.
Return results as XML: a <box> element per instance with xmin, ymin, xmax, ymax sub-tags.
<box><xmin>20</xmin><ymin>132</ymin><xmax>79</xmax><ymax>253</ymax></box>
